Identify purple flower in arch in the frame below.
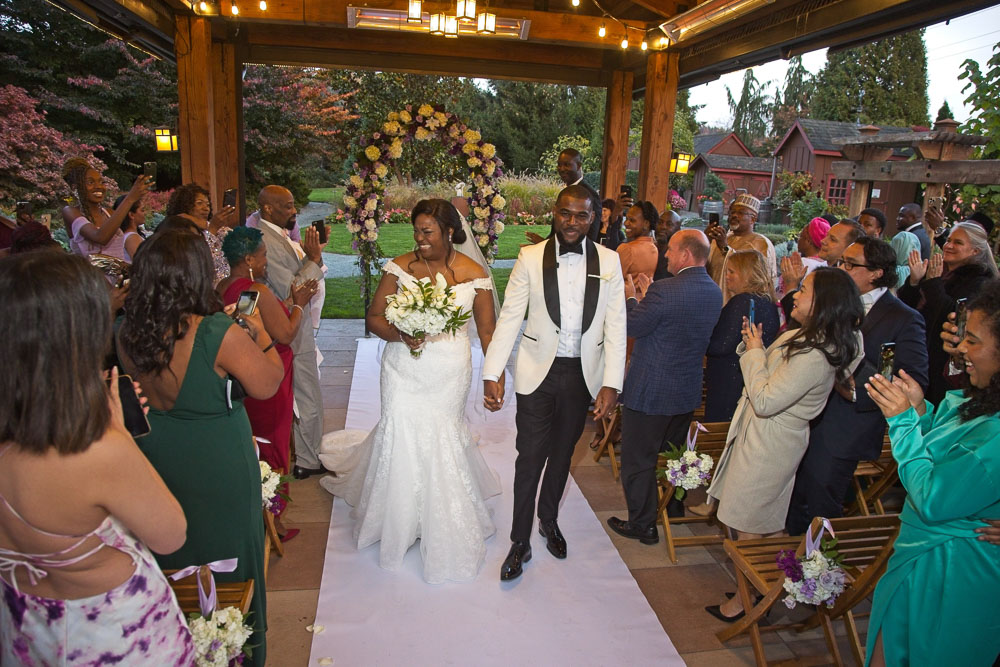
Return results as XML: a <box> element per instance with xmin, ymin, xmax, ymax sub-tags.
<box><xmin>359</xmin><ymin>137</ymin><xmax>367</xmax><ymax>147</ymax></box>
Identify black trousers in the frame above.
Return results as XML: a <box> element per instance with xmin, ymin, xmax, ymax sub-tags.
<box><xmin>510</xmin><ymin>358</ymin><xmax>592</xmax><ymax>543</ymax></box>
<box><xmin>620</xmin><ymin>407</ymin><xmax>693</xmax><ymax>529</ymax></box>
<box><xmin>785</xmin><ymin>445</ymin><xmax>860</xmax><ymax>536</ymax></box>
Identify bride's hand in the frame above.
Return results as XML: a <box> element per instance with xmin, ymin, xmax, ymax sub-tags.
<box><xmin>484</xmin><ymin>378</ymin><xmax>504</xmax><ymax>411</ymax></box>
<box><xmin>399</xmin><ymin>330</ymin><xmax>424</xmax><ymax>351</ymax></box>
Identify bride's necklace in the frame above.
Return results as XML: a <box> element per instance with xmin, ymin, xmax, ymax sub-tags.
<box><xmin>421</xmin><ymin>247</ymin><xmax>455</xmax><ymax>280</ymax></box>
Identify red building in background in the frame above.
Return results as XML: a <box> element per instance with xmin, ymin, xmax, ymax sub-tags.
<box><xmin>688</xmin><ymin>132</ymin><xmax>777</xmax><ymax>212</ymax></box>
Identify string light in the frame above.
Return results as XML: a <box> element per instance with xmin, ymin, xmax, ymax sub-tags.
<box><xmin>658</xmin><ymin>36</ymin><xmax>668</xmax><ymax>47</ymax></box>
<box><xmin>571</xmin><ymin>0</ymin><xmax>580</xmax><ymax>6</ymax></box>
<box><xmin>620</xmin><ymin>37</ymin><xmax>628</xmax><ymax>49</ymax></box>
<box><xmin>198</xmin><ymin>1</ymin><xmax>209</xmax><ymax>11</ymax></box>
<box><xmin>640</xmin><ymin>39</ymin><xmax>648</xmax><ymax>50</ymax></box>
<box><xmin>598</xmin><ymin>23</ymin><xmax>606</xmax><ymax>37</ymax></box>
<box><xmin>230</xmin><ymin>2</ymin><xmax>239</xmax><ymax>14</ymax></box>
<box><xmin>258</xmin><ymin>0</ymin><xmax>266</xmax><ymax>9</ymax></box>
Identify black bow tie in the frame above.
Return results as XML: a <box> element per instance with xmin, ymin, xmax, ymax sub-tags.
<box><xmin>559</xmin><ymin>242</ymin><xmax>583</xmax><ymax>256</ymax></box>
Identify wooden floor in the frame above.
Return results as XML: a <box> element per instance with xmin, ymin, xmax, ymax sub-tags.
<box><xmin>264</xmin><ymin>319</ymin><xmax>870</xmax><ymax>666</ymax></box>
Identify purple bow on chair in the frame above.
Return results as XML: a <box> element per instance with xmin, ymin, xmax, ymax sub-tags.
<box><xmin>686</xmin><ymin>421</ymin><xmax>708</xmax><ymax>451</ymax></box>
<box><xmin>805</xmin><ymin>518</ymin><xmax>836</xmax><ymax>556</ymax></box>
<box><xmin>169</xmin><ymin>558</ymin><xmax>239</xmax><ymax>617</ymax></box>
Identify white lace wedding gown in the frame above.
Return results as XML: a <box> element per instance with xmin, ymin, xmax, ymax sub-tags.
<box><xmin>319</xmin><ymin>260</ymin><xmax>501</xmax><ymax>584</ymax></box>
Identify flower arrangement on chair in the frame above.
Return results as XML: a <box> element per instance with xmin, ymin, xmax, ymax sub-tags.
<box><xmin>776</xmin><ymin>518</ymin><xmax>847</xmax><ymax>609</ymax></box>
<box><xmin>170</xmin><ymin>560</ymin><xmax>254</xmax><ymax>666</ymax></box>
<box><xmin>657</xmin><ymin>421</ymin><xmax>714</xmax><ymax>500</ymax></box>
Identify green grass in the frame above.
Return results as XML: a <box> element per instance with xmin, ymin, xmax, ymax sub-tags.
<box><xmin>324</xmin><ymin>224</ymin><xmax>550</xmax><ymax>261</ymax></box>
<box><xmin>308</xmin><ymin>187</ymin><xmax>345</xmax><ymax>205</ymax></box>
<box><xmin>321</xmin><ymin>268</ymin><xmax>513</xmax><ymax>319</ymax></box>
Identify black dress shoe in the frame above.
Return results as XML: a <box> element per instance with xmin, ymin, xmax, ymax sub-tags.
<box><xmin>500</xmin><ymin>541</ymin><xmax>531</xmax><ymax>581</ymax></box>
<box><xmin>538</xmin><ymin>520</ymin><xmax>567</xmax><ymax>559</ymax></box>
<box><xmin>705</xmin><ymin>604</ymin><xmax>745</xmax><ymax>623</ymax></box>
<box><xmin>606</xmin><ymin>516</ymin><xmax>659</xmax><ymax>545</ymax></box>
<box><xmin>292</xmin><ymin>465</ymin><xmax>327</xmax><ymax>480</ymax></box>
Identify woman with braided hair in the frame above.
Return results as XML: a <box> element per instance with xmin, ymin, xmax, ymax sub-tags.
<box><xmin>60</xmin><ymin>157</ymin><xmax>150</xmax><ymax>261</ymax></box>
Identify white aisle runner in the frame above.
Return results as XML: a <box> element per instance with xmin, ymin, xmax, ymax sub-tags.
<box><xmin>309</xmin><ymin>338</ymin><xmax>684</xmax><ymax>666</ymax></box>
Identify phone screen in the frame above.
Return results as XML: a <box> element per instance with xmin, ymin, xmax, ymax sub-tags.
<box><xmin>748</xmin><ymin>299</ymin><xmax>755</xmax><ymax>326</ymax></box>
<box><xmin>312</xmin><ymin>220</ymin><xmax>329</xmax><ymax>244</ymax></box>
<box><xmin>223</xmin><ymin>188</ymin><xmax>237</xmax><ymax>209</ymax></box>
<box><xmin>116</xmin><ymin>375</ymin><xmax>150</xmax><ymax>438</ymax></box>
<box><xmin>236</xmin><ymin>290</ymin><xmax>259</xmax><ymax>317</ymax></box>
<box><xmin>16</xmin><ymin>201</ymin><xmax>33</xmax><ymax>217</ymax></box>
<box><xmin>143</xmin><ymin>162</ymin><xmax>157</xmax><ymax>191</ymax></box>
<box><xmin>879</xmin><ymin>343</ymin><xmax>896</xmax><ymax>380</ymax></box>
<box><xmin>620</xmin><ymin>185</ymin><xmax>633</xmax><ymax>198</ymax></box>
<box><xmin>955</xmin><ymin>298</ymin><xmax>969</xmax><ymax>340</ymax></box>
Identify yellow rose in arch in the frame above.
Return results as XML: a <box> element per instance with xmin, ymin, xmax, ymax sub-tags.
<box><xmin>463</xmin><ymin>129</ymin><xmax>481</xmax><ymax>143</ymax></box>
<box><xmin>434</xmin><ymin>111</ymin><xmax>447</xmax><ymax>124</ymax></box>
<box><xmin>448</xmin><ymin>124</ymin><xmax>461</xmax><ymax>137</ymax></box>
<box><xmin>491</xmin><ymin>195</ymin><xmax>506</xmax><ymax>209</ymax></box>
<box><xmin>484</xmin><ymin>162</ymin><xmax>496</xmax><ymax>176</ymax></box>
<box><xmin>467</xmin><ymin>157</ymin><xmax>482</xmax><ymax>168</ymax></box>
<box><xmin>349</xmin><ymin>175</ymin><xmax>364</xmax><ymax>188</ymax></box>
<box><xmin>415</xmin><ymin>127</ymin><xmax>432</xmax><ymax>141</ymax></box>
<box><xmin>399</xmin><ymin>110</ymin><xmax>412</xmax><ymax>123</ymax></box>
<box><xmin>343</xmin><ymin>196</ymin><xmax>357</xmax><ymax>208</ymax></box>
<box><xmin>383</xmin><ymin>120</ymin><xmax>402</xmax><ymax>135</ymax></box>
<box><xmin>476</xmin><ymin>233</ymin><xmax>489</xmax><ymax>247</ymax></box>
<box><xmin>375</xmin><ymin>164</ymin><xmax>388</xmax><ymax>178</ymax></box>
<box><xmin>481</xmin><ymin>143</ymin><xmax>496</xmax><ymax>158</ymax></box>
<box><xmin>462</xmin><ymin>143</ymin><xmax>477</xmax><ymax>155</ymax></box>
<box><xmin>389</xmin><ymin>139</ymin><xmax>403</xmax><ymax>159</ymax></box>
<box><xmin>364</xmin><ymin>145</ymin><xmax>381</xmax><ymax>162</ymax></box>
<box><xmin>387</xmin><ymin>112</ymin><xmax>400</xmax><ymax>121</ymax></box>
<box><xmin>418</xmin><ymin>104</ymin><xmax>434</xmax><ymax>117</ymax></box>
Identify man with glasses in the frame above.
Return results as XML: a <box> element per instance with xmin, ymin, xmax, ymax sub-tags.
<box><xmin>781</xmin><ymin>220</ymin><xmax>865</xmax><ymax>323</ymax></box>
<box><xmin>786</xmin><ymin>236</ymin><xmax>928</xmax><ymax>535</ymax></box>
<box><xmin>705</xmin><ymin>194</ymin><xmax>777</xmax><ymax>302</ymax></box>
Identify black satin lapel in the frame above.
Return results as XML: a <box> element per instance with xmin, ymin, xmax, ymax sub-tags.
<box><xmin>582</xmin><ymin>239</ymin><xmax>600</xmax><ymax>333</ymax></box>
<box><xmin>542</xmin><ymin>237</ymin><xmax>561</xmax><ymax>327</ymax></box>
<box><xmin>861</xmin><ymin>293</ymin><xmax>889</xmax><ymax>334</ymax></box>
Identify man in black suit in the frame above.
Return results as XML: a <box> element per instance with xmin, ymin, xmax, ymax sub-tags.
<box><xmin>897</xmin><ymin>203</ymin><xmax>931</xmax><ymax>260</ymax></box>
<box><xmin>786</xmin><ymin>237</ymin><xmax>928</xmax><ymax>535</ymax></box>
<box><xmin>607</xmin><ymin>230</ymin><xmax>722</xmax><ymax>543</ymax></box>
<box><xmin>526</xmin><ymin>148</ymin><xmax>602</xmax><ymax>244</ymax></box>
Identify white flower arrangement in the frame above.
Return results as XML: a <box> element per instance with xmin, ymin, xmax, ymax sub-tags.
<box><xmin>188</xmin><ymin>606</ymin><xmax>254</xmax><ymax>667</ymax></box>
<box><xmin>777</xmin><ymin>520</ymin><xmax>847</xmax><ymax>609</ymax></box>
<box><xmin>259</xmin><ymin>461</ymin><xmax>291</xmax><ymax>516</ymax></box>
<box><xmin>656</xmin><ymin>422</ymin><xmax>713</xmax><ymax>500</ymax></box>
<box><xmin>384</xmin><ymin>272</ymin><xmax>471</xmax><ymax>358</ymax></box>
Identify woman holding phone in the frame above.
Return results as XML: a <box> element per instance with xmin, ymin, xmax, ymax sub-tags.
<box><xmin>0</xmin><ymin>252</ymin><xmax>194</xmax><ymax>664</ymax></box>
<box><xmin>118</xmin><ymin>230</ymin><xmax>284</xmax><ymax>666</ymax></box>
<box><xmin>165</xmin><ymin>183</ymin><xmax>238</xmax><ymax>285</ymax></box>
<box><xmin>863</xmin><ymin>280</ymin><xmax>1000</xmax><ymax>666</ymax></box>
<box><xmin>218</xmin><ymin>227</ymin><xmax>317</xmax><ymax>485</ymax></box>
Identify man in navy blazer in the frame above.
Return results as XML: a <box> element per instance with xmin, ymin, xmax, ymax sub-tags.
<box><xmin>608</xmin><ymin>229</ymin><xmax>722</xmax><ymax>544</ymax></box>
<box><xmin>786</xmin><ymin>237</ymin><xmax>928</xmax><ymax>535</ymax></box>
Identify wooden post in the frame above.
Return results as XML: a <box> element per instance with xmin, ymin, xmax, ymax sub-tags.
<box><xmin>212</xmin><ymin>41</ymin><xmax>241</xmax><ymax>214</ymax></box>
<box><xmin>848</xmin><ymin>181</ymin><xmax>871</xmax><ymax>218</ymax></box>
<box><xmin>600</xmin><ymin>69</ymin><xmax>633</xmax><ymax>202</ymax></box>
<box><xmin>175</xmin><ymin>16</ymin><xmax>217</xmax><ymax>194</ymax></box>
<box><xmin>638</xmin><ymin>50</ymin><xmax>679</xmax><ymax>212</ymax></box>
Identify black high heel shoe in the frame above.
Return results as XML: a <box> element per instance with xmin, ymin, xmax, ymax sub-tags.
<box><xmin>705</xmin><ymin>604</ymin><xmax>744</xmax><ymax>623</ymax></box>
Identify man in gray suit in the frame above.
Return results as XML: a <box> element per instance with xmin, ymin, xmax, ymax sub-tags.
<box><xmin>256</xmin><ymin>185</ymin><xmax>326</xmax><ymax>478</ymax></box>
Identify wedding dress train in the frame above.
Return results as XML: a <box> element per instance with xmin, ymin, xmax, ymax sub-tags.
<box><xmin>319</xmin><ymin>260</ymin><xmax>501</xmax><ymax>584</ymax></box>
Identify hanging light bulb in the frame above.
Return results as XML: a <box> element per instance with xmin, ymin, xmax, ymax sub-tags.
<box><xmin>258</xmin><ymin>0</ymin><xmax>266</xmax><ymax>9</ymax></box>
<box><xmin>429</xmin><ymin>13</ymin><xmax>444</xmax><ymax>34</ymax></box>
<box><xmin>198</xmin><ymin>1</ymin><xmax>209</xmax><ymax>11</ymax></box>
<box><xmin>230</xmin><ymin>2</ymin><xmax>239</xmax><ymax>14</ymax></box>
<box><xmin>640</xmin><ymin>39</ymin><xmax>648</xmax><ymax>50</ymax></box>
<box><xmin>407</xmin><ymin>0</ymin><xmax>422</xmax><ymax>22</ymax></box>
<box><xmin>658</xmin><ymin>36</ymin><xmax>668</xmax><ymax>47</ymax></box>
<box><xmin>598</xmin><ymin>23</ymin><xmax>606</xmax><ymax>37</ymax></box>
<box><xmin>571</xmin><ymin>0</ymin><xmax>580</xmax><ymax>6</ymax></box>
<box><xmin>457</xmin><ymin>0</ymin><xmax>476</xmax><ymax>20</ymax></box>
<box><xmin>444</xmin><ymin>15</ymin><xmax>459</xmax><ymax>37</ymax></box>
<box><xmin>477</xmin><ymin>11</ymin><xmax>496</xmax><ymax>34</ymax></box>
<box><xmin>620</xmin><ymin>37</ymin><xmax>628</xmax><ymax>49</ymax></box>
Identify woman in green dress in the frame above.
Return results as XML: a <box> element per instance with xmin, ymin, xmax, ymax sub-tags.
<box><xmin>864</xmin><ymin>279</ymin><xmax>1000</xmax><ymax>666</ymax></box>
<box><xmin>117</xmin><ymin>231</ymin><xmax>285</xmax><ymax>666</ymax></box>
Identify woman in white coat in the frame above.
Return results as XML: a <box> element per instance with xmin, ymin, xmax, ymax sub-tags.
<box><xmin>705</xmin><ymin>267</ymin><xmax>864</xmax><ymax>622</ymax></box>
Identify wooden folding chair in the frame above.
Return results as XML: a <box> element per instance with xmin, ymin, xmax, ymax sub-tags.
<box><xmin>164</xmin><ymin>566</ymin><xmax>255</xmax><ymax>616</ymax></box>
<box><xmin>262</xmin><ymin>509</ymin><xmax>285</xmax><ymax>582</ymax></box>
<box><xmin>655</xmin><ymin>420</ymin><xmax>730</xmax><ymax>563</ymax></box>
<box><xmin>716</xmin><ymin>514</ymin><xmax>900</xmax><ymax>666</ymax></box>
<box><xmin>592</xmin><ymin>405</ymin><xmax>622</xmax><ymax>480</ymax></box>
<box><xmin>845</xmin><ymin>433</ymin><xmax>899</xmax><ymax>517</ymax></box>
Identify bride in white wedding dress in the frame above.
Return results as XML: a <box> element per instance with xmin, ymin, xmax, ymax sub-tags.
<box><xmin>319</xmin><ymin>199</ymin><xmax>503</xmax><ymax>584</ymax></box>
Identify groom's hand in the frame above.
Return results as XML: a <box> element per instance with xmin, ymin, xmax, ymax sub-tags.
<box><xmin>484</xmin><ymin>379</ymin><xmax>504</xmax><ymax>412</ymax></box>
<box><xmin>593</xmin><ymin>386</ymin><xmax>618</xmax><ymax>420</ymax></box>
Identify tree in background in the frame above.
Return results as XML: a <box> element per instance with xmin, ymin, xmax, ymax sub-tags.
<box><xmin>936</xmin><ymin>100</ymin><xmax>955</xmax><ymax>122</ymax></box>
<box><xmin>957</xmin><ymin>42</ymin><xmax>1000</xmax><ymax>223</ymax></box>
<box><xmin>0</xmin><ymin>0</ymin><xmax>178</xmax><ymax>190</ymax></box>
<box><xmin>770</xmin><ymin>56</ymin><xmax>814</xmax><ymax>147</ymax></box>
<box><xmin>539</xmin><ymin>135</ymin><xmax>600</xmax><ymax>173</ymax></box>
<box><xmin>0</xmin><ymin>85</ymin><xmax>104</xmax><ymax>205</ymax></box>
<box><xmin>811</xmin><ymin>30</ymin><xmax>930</xmax><ymax>127</ymax></box>
<box><xmin>726</xmin><ymin>69</ymin><xmax>773</xmax><ymax>155</ymax></box>
<box><xmin>243</xmin><ymin>65</ymin><xmax>356</xmax><ymax>205</ymax></box>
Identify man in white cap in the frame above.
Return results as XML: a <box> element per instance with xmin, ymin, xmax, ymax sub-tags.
<box><xmin>704</xmin><ymin>193</ymin><xmax>777</xmax><ymax>302</ymax></box>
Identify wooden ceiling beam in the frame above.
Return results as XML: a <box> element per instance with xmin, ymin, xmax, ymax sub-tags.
<box><xmin>832</xmin><ymin>160</ymin><xmax>1000</xmax><ymax>185</ymax></box>
<box><xmin>625</xmin><ymin>0</ymin><xmax>690</xmax><ymax>19</ymax></box>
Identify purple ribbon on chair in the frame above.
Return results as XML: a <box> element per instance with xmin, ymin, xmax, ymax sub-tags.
<box><xmin>686</xmin><ymin>421</ymin><xmax>708</xmax><ymax>451</ymax></box>
<box><xmin>805</xmin><ymin>518</ymin><xmax>836</xmax><ymax>556</ymax></box>
<box><xmin>169</xmin><ymin>558</ymin><xmax>239</xmax><ymax>617</ymax></box>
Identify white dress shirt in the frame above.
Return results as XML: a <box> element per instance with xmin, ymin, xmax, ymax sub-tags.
<box><xmin>555</xmin><ymin>237</ymin><xmax>586</xmax><ymax>358</ymax></box>
<box><xmin>860</xmin><ymin>286</ymin><xmax>888</xmax><ymax>315</ymax></box>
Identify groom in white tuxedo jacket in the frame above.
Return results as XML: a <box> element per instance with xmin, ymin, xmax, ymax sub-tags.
<box><xmin>483</xmin><ymin>185</ymin><xmax>627</xmax><ymax>581</ymax></box>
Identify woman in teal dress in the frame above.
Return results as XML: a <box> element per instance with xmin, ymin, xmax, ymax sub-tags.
<box><xmin>864</xmin><ymin>280</ymin><xmax>1000</xmax><ymax>666</ymax></box>
<box><xmin>117</xmin><ymin>231</ymin><xmax>285</xmax><ymax>666</ymax></box>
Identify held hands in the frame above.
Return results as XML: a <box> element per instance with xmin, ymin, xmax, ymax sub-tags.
<box><xmin>592</xmin><ymin>386</ymin><xmax>618</xmax><ymax>420</ymax></box>
<box><xmin>864</xmin><ymin>369</ymin><xmax>925</xmax><ymax>419</ymax></box>
<box><xmin>399</xmin><ymin>330</ymin><xmax>425</xmax><ymax>352</ymax></box>
<box><xmin>291</xmin><ymin>279</ymin><xmax>319</xmax><ymax>307</ymax></box>
<box><xmin>624</xmin><ymin>275</ymin><xmax>637</xmax><ymax>301</ymax></box>
<box><xmin>741</xmin><ymin>316</ymin><xmax>764</xmax><ymax>350</ymax></box>
<box><xmin>483</xmin><ymin>375</ymin><xmax>505</xmax><ymax>412</ymax></box>
<box><xmin>302</xmin><ymin>226</ymin><xmax>323</xmax><ymax>264</ymax></box>
<box><xmin>926</xmin><ymin>252</ymin><xmax>944</xmax><ymax>280</ymax></box>
<box><xmin>780</xmin><ymin>252</ymin><xmax>806</xmax><ymax>292</ymax></box>
<box><xmin>907</xmin><ymin>249</ymin><xmax>927</xmax><ymax>285</ymax></box>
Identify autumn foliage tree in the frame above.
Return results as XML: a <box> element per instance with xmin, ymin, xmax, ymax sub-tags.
<box><xmin>0</xmin><ymin>85</ymin><xmax>103</xmax><ymax>206</ymax></box>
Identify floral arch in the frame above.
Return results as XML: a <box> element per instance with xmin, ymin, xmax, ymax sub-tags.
<box><xmin>343</xmin><ymin>105</ymin><xmax>507</xmax><ymax>282</ymax></box>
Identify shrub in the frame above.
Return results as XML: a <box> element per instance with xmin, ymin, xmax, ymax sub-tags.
<box><xmin>702</xmin><ymin>173</ymin><xmax>726</xmax><ymax>201</ymax></box>
<box><xmin>497</xmin><ymin>174</ymin><xmax>562</xmax><ymax>216</ymax></box>
<box><xmin>789</xmin><ymin>191</ymin><xmax>829</xmax><ymax>229</ymax></box>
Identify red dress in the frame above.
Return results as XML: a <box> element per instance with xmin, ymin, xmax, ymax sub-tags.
<box><xmin>223</xmin><ymin>278</ymin><xmax>295</xmax><ymax>474</ymax></box>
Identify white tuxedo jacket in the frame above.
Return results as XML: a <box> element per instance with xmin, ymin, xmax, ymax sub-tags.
<box><xmin>483</xmin><ymin>237</ymin><xmax>627</xmax><ymax>397</ymax></box>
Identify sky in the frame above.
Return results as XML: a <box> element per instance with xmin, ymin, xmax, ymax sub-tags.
<box><xmin>687</xmin><ymin>5</ymin><xmax>1000</xmax><ymax>128</ymax></box>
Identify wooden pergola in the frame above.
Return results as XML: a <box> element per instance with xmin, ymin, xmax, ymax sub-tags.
<box><xmin>53</xmin><ymin>0</ymin><xmax>998</xmax><ymax>214</ymax></box>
